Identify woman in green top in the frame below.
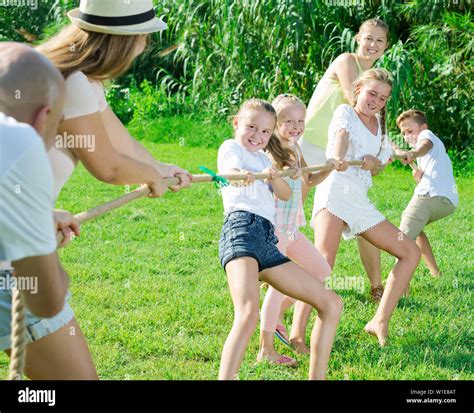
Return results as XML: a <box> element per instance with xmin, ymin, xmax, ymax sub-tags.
<box><xmin>301</xmin><ymin>19</ymin><xmax>390</xmax><ymax>302</ymax></box>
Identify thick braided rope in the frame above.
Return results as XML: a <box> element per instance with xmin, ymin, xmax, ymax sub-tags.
<box><xmin>8</xmin><ymin>287</ymin><xmax>26</xmax><ymax>380</ymax></box>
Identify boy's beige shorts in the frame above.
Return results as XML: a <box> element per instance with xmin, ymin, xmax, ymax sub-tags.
<box><xmin>399</xmin><ymin>194</ymin><xmax>456</xmax><ymax>239</ymax></box>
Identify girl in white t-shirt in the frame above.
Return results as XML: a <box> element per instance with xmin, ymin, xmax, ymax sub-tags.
<box><xmin>313</xmin><ymin>69</ymin><xmax>421</xmax><ymax>346</ymax></box>
<box><xmin>217</xmin><ymin>99</ymin><xmax>342</xmax><ymax>380</ymax></box>
<box><xmin>258</xmin><ymin>94</ymin><xmax>339</xmax><ymax>364</ymax></box>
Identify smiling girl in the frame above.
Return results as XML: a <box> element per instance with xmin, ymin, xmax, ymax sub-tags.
<box><xmin>301</xmin><ymin>19</ymin><xmax>389</xmax><ymax>163</ymax></box>
<box><xmin>301</xmin><ymin>19</ymin><xmax>390</xmax><ymax>303</ymax></box>
<box><xmin>217</xmin><ymin>99</ymin><xmax>343</xmax><ymax>379</ymax></box>
<box><xmin>258</xmin><ymin>94</ymin><xmax>338</xmax><ymax>364</ymax></box>
<box><xmin>312</xmin><ymin>69</ymin><xmax>420</xmax><ymax>346</ymax></box>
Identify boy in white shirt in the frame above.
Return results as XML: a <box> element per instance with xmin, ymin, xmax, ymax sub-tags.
<box><xmin>396</xmin><ymin>109</ymin><xmax>458</xmax><ymax>277</ymax></box>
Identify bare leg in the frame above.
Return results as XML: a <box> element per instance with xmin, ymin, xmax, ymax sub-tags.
<box><xmin>286</xmin><ymin>230</ymin><xmax>332</xmax><ymax>354</ymax></box>
<box><xmin>5</xmin><ymin>318</ymin><xmax>97</xmax><ymax>380</ymax></box>
<box><xmin>261</xmin><ymin>262</ymin><xmax>343</xmax><ymax>380</ymax></box>
<box><xmin>416</xmin><ymin>231</ymin><xmax>441</xmax><ymax>276</ymax></box>
<box><xmin>361</xmin><ymin>221</ymin><xmax>421</xmax><ymax>346</ymax></box>
<box><xmin>279</xmin><ymin>296</ymin><xmax>294</xmax><ymax>321</ymax></box>
<box><xmin>218</xmin><ymin>257</ymin><xmax>260</xmax><ymax>380</ymax></box>
<box><xmin>357</xmin><ymin>236</ymin><xmax>383</xmax><ymax>288</ymax></box>
<box><xmin>313</xmin><ymin>209</ymin><xmax>345</xmax><ymax>269</ymax></box>
<box><xmin>257</xmin><ymin>330</ymin><xmax>296</xmax><ymax>366</ymax></box>
<box><xmin>290</xmin><ymin>301</ymin><xmax>312</xmax><ymax>354</ymax></box>
<box><xmin>258</xmin><ymin>287</ymin><xmax>295</xmax><ymax>364</ymax></box>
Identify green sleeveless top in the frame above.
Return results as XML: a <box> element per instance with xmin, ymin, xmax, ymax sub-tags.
<box><xmin>302</xmin><ymin>54</ymin><xmax>364</xmax><ymax>150</ymax></box>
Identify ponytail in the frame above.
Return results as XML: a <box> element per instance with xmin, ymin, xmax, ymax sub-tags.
<box><xmin>265</xmin><ymin>135</ymin><xmax>295</xmax><ymax>169</ymax></box>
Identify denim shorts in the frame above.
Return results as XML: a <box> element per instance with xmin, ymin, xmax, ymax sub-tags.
<box><xmin>219</xmin><ymin>211</ymin><xmax>290</xmax><ymax>272</ymax></box>
<box><xmin>0</xmin><ymin>270</ymin><xmax>75</xmax><ymax>351</ymax></box>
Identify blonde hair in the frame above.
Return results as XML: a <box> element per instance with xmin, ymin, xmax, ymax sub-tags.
<box><xmin>266</xmin><ymin>94</ymin><xmax>306</xmax><ymax>169</ymax></box>
<box><xmin>271</xmin><ymin>93</ymin><xmax>305</xmax><ymax>113</ymax></box>
<box><xmin>358</xmin><ymin>18</ymin><xmax>390</xmax><ymax>43</ymax></box>
<box><xmin>353</xmin><ymin>68</ymin><xmax>393</xmax><ymax>138</ymax></box>
<box><xmin>36</xmin><ymin>24</ymin><xmax>146</xmax><ymax>81</ymax></box>
<box><xmin>236</xmin><ymin>98</ymin><xmax>276</xmax><ymax>118</ymax></box>
<box><xmin>396</xmin><ymin>109</ymin><xmax>428</xmax><ymax>127</ymax></box>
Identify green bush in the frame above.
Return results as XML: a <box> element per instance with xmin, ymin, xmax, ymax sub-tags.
<box><xmin>106</xmin><ymin>78</ymin><xmax>198</xmax><ymax>125</ymax></box>
<box><xmin>0</xmin><ymin>0</ymin><xmax>71</xmax><ymax>42</ymax></box>
<box><xmin>1</xmin><ymin>0</ymin><xmax>472</xmax><ymax>171</ymax></box>
<box><xmin>140</xmin><ymin>0</ymin><xmax>471</xmax><ymax>159</ymax></box>
<box><xmin>127</xmin><ymin>115</ymin><xmax>233</xmax><ymax>149</ymax></box>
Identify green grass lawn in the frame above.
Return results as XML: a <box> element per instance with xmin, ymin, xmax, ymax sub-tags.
<box><xmin>1</xmin><ymin>134</ymin><xmax>472</xmax><ymax>380</ymax></box>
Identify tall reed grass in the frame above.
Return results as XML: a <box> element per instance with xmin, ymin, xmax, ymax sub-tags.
<box><xmin>1</xmin><ymin>0</ymin><xmax>471</xmax><ymax>159</ymax></box>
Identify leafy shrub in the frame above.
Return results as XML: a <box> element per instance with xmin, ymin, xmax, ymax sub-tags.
<box><xmin>1</xmin><ymin>0</ymin><xmax>471</xmax><ymax>171</ymax></box>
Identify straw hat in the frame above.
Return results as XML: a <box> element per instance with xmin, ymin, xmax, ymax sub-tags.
<box><xmin>68</xmin><ymin>0</ymin><xmax>167</xmax><ymax>36</ymax></box>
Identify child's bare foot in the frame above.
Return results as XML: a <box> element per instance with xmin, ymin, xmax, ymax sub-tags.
<box><xmin>364</xmin><ymin>319</ymin><xmax>389</xmax><ymax>347</ymax></box>
<box><xmin>290</xmin><ymin>337</ymin><xmax>310</xmax><ymax>354</ymax></box>
<box><xmin>257</xmin><ymin>349</ymin><xmax>297</xmax><ymax>367</ymax></box>
<box><xmin>430</xmin><ymin>270</ymin><xmax>442</xmax><ymax>278</ymax></box>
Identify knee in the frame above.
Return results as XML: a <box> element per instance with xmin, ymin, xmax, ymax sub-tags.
<box><xmin>321</xmin><ymin>262</ymin><xmax>332</xmax><ymax>280</ymax></box>
<box><xmin>403</xmin><ymin>239</ymin><xmax>421</xmax><ymax>264</ymax></box>
<box><xmin>331</xmin><ymin>293</ymin><xmax>344</xmax><ymax>316</ymax></box>
<box><xmin>312</xmin><ymin>264</ymin><xmax>331</xmax><ymax>282</ymax></box>
<box><xmin>319</xmin><ymin>291</ymin><xmax>343</xmax><ymax>320</ymax></box>
<box><xmin>234</xmin><ymin>308</ymin><xmax>259</xmax><ymax>332</ymax></box>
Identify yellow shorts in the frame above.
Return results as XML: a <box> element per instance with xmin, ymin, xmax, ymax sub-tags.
<box><xmin>399</xmin><ymin>194</ymin><xmax>455</xmax><ymax>240</ymax></box>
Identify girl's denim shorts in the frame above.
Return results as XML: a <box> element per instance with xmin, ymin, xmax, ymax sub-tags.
<box><xmin>219</xmin><ymin>211</ymin><xmax>290</xmax><ymax>272</ymax></box>
<box><xmin>0</xmin><ymin>270</ymin><xmax>74</xmax><ymax>351</ymax></box>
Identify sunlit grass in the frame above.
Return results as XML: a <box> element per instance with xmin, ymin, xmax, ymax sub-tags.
<box><xmin>1</xmin><ymin>117</ymin><xmax>471</xmax><ymax>380</ymax></box>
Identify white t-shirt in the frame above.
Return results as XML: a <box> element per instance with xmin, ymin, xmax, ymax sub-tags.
<box><xmin>217</xmin><ymin>139</ymin><xmax>275</xmax><ymax>224</ymax></box>
<box><xmin>48</xmin><ymin>71</ymin><xmax>108</xmax><ymax>199</ymax></box>
<box><xmin>415</xmin><ymin>129</ymin><xmax>459</xmax><ymax>207</ymax></box>
<box><xmin>326</xmin><ymin>104</ymin><xmax>392</xmax><ymax>189</ymax></box>
<box><xmin>0</xmin><ymin>113</ymin><xmax>56</xmax><ymax>262</ymax></box>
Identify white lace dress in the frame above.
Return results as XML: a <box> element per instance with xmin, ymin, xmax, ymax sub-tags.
<box><xmin>312</xmin><ymin>104</ymin><xmax>392</xmax><ymax>239</ymax></box>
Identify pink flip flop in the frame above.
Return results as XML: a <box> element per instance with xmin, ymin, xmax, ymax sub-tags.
<box><xmin>274</xmin><ymin>323</ymin><xmax>290</xmax><ymax>347</ymax></box>
<box><xmin>274</xmin><ymin>354</ymin><xmax>297</xmax><ymax>367</ymax></box>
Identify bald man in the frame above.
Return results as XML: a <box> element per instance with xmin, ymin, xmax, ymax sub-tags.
<box><xmin>0</xmin><ymin>42</ymin><xmax>97</xmax><ymax>379</ymax></box>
